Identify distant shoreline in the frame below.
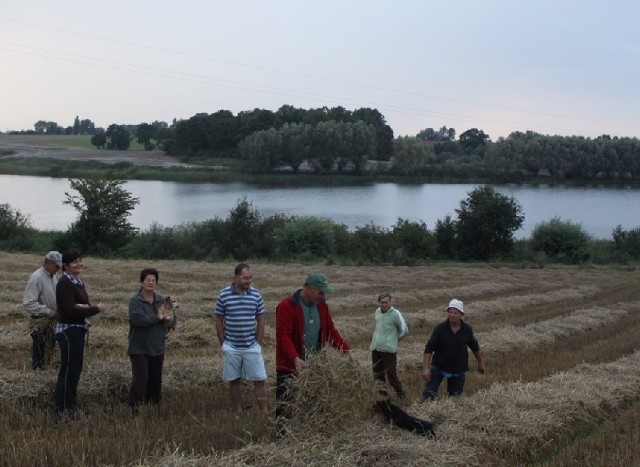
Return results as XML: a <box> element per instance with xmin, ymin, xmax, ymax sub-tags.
<box><xmin>2</xmin><ymin>134</ymin><xmax>639</xmax><ymax>188</ymax></box>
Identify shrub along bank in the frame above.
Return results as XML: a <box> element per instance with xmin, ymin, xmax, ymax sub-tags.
<box><xmin>2</xmin><ymin>197</ymin><xmax>640</xmax><ymax>266</ymax></box>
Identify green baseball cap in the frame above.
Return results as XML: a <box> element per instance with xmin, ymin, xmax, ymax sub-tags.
<box><xmin>305</xmin><ymin>273</ymin><xmax>334</xmax><ymax>294</ymax></box>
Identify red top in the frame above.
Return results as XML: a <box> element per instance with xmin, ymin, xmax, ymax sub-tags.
<box><xmin>275</xmin><ymin>289</ymin><xmax>351</xmax><ymax>374</ymax></box>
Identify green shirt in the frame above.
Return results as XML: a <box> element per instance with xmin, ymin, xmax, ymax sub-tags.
<box><xmin>300</xmin><ymin>297</ymin><xmax>320</xmax><ymax>357</ymax></box>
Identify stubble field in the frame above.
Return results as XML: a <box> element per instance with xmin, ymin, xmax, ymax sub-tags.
<box><xmin>1</xmin><ymin>252</ymin><xmax>640</xmax><ymax>466</ymax></box>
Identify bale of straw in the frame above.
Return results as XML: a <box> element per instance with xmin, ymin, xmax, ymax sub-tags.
<box><xmin>27</xmin><ymin>317</ymin><xmax>56</xmax><ymax>366</ymax></box>
<box><xmin>280</xmin><ymin>347</ymin><xmax>380</xmax><ymax>438</ymax></box>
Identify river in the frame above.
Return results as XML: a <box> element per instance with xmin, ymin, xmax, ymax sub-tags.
<box><xmin>1</xmin><ymin>174</ymin><xmax>639</xmax><ymax>239</ymax></box>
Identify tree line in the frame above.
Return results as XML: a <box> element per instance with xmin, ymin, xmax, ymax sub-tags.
<box><xmin>8</xmin><ymin>108</ymin><xmax>640</xmax><ymax>183</ymax></box>
<box><xmin>2</xmin><ymin>179</ymin><xmax>640</xmax><ymax>266</ymax></box>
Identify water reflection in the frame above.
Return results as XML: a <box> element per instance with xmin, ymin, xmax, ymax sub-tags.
<box><xmin>0</xmin><ymin>174</ymin><xmax>638</xmax><ymax>239</ymax></box>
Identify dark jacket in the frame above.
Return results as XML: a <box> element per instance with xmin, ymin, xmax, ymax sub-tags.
<box><xmin>56</xmin><ymin>274</ymin><xmax>100</xmax><ymax>325</ymax></box>
<box><xmin>127</xmin><ymin>292</ymin><xmax>176</xmax><ymax>356</ymax></box>
<box><xmin>424</xmin><ymin>320</ymin><xmax>480</xmax><ymax>374</ymax></box>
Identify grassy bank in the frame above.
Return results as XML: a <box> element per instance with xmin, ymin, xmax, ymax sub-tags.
<box><xmin>1</xmin><ymin>252</ymin><xmax>640</xmax><ymax>465</ymax></box>
<box><xmin>0</xmin><ymin>156</ymin><xmax>386</xmax><ymax>185</ymax></box>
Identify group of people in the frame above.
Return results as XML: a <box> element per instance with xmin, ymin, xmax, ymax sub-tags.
<box><xmin>24</xmin><ymin>252</ymin><xmax>485</xmax><ymax>422</ymax></box>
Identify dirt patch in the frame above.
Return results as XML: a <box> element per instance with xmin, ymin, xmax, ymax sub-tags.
<box><xmin>0</xmin><ymin>134</ymin><xmax>198</xmax><ymax>168</ymax></box>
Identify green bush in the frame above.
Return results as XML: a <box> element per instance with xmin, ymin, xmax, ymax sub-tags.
<box><xmin>455</xmin><ymin>186</ymin><xmax>524</xmax><ymax>260</ymax></box>
<box><xmin>0</xmin><ymin>203</ymin><xmax>34</xmax><ymax>250</ymax></box>
<box><xmin>391</xmin><ymin>218</ymin><xmax>436</xmax><ymax>262</ymax></box>
<box><xmin>62</xmin><ymin>178</ymin><xmax>139</xmax><ymax>255</ymax></box>
<box><xmin>612</xmin><ymin>225</ymin><xmax>640</xmax><ymax>260</ymax></box>
<box><xmin>351</xmin><ymin>223</ymin><xmax>392</xmax><ymax>263</ymax></box>
<box><xmin>222</xmin><ymin>198</ymin><xmax>262</xmax><ymax>261</ymax></box>
<box><xmin>121</xmin><ymin>219</ymin><xmax>226</xmax><ymax>260</ymax></box>
<box><xmin>254</xmin><ymin>213</ymin><xmax>291</xmax><ymax>259</ymax></box>
<box><xmin>119</xmin><ymin>223</ymin><xmax>183</xmax><ymax>259</ymax></box>
<box><xmin>276</xmin><ymin>217</ymin><xmax>336</xmax><ymax>259</ymax></box>
<box><xmin>434</xmin><ymin>215</ymin><xmax>457</xmax><ymax>259</ymax></box>
<box><xmin>531</xmin><ymin>217</ymin><xmax>591</xmax><ymax>264</ymax></box>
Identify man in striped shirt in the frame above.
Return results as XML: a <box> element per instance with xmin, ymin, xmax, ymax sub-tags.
<box><xmin>214</xmin><ymin>263</ymin><xmax>268</xmax><ymax>416</ymax></box>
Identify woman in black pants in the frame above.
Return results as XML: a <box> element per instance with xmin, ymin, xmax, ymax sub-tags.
<box><xmin>127</xmin><ymin>268</ymin><xmax>176</xmax><ymax>413</ymax></box>
<box><xmin>54</xmin><ymin>249</ymin><xmax>107</xmax><ymax>419</ymax></box>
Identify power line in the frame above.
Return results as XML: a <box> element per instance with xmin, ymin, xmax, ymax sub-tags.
<box><xmin>1</xmin><ymin>16</ymin><xmax>638</xmax><ymax>136</ymax></box>
<box><xmin>1</xmin><ymin>42</ymin><xmax>589</xmax><ymax>137</ymax></box>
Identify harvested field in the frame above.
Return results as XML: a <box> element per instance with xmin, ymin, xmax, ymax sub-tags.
<box><xmin>1</xmin><ymin>251</ymin><xmax>640</xmax><ymax>466</ymax></box>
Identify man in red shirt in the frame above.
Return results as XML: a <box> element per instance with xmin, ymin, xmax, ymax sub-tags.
<box><xmin>275</xmin><ymin>273</ymin><xmax>353</xmax><ymax>435</ymax></box>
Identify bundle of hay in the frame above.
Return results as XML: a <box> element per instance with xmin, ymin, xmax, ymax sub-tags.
<box><xmin>28</xmin><ymin>317</ymin><xmax>56</xmax><ymax>366</ymax></box>
<box><xmin>279</xmin><ymin>347</ymin><xmax>379</xmax><ymax>438</ymax></box>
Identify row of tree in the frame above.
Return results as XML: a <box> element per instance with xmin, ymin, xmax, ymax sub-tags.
<box><xmin>13</xmin><ymin>108</ymin><xmax>640</xmax><ymax>182</ymax></box>
<box><xmin>89</xmin><ymin>122</ymin><xmax>169</xmax><ymax>150</ymax></box>
<box><xmin>238</xmin><ymin>120</ymin><xmax>378</xmax><ymax>173</ymax></box>
<box><xmin>162</xmin><ymin>105</ymin><xmax>394</xmax><ymax>160</ymax></box>
<box><xmin>485</xmin><ymin>131</ymin><xmax>640</xmax><ymax>179</ymax></box>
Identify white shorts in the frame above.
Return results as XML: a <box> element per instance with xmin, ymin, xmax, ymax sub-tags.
<box><xmin>221</xmin><ymin>342</ymin><xmax>267</xmax><ymax>382</ymax></box>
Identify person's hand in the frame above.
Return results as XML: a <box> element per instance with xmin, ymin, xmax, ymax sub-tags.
<box><xmin>47</xmin><ymin>309</ymin><xmax>57</xmax><ymax>319</ymax></box>
<box><xmin>164</xmin><ymin>328</ymin><xmax>175</xmax><ymax>340</ymax></box>
<box><xmin>294</xmin><ymin>357</ymin><xmax>309</xmax><ymax>373</ymax></box>
<box><xmin>97</xmin><ymin>303</ymin><xmax>108</xmax><ymax>314</ymax></box>
<box><xmin>421</xmin><ymin>368</ymin><xmax>431</xmax><ymax>382</ymax></box>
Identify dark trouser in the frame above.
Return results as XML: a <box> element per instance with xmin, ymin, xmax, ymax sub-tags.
<box><xmin>31</xmin><ymin>331</ymin><xmax>48</xmax><ymax>370</ymax></box>
<box><xmin>54</xmin><ymin>327</ymin><xmax>87</xmax><ymax>417</ymax></box>
<box><xmin>372</xmin><ymin>350</ymin><xmax>404</xmax><ymax>397</ymax></box>
<box><xmin>30</xmin><ymin>317</ymin><xmax>55</xmax><ymax>370</ymax></box>
<box><xmin>275</xmin><ymin>372</ymin><xmax>294</xmax><ymax>438</ymax></box>
<box><xmin>129</xmin><ymin>354</ymin><xmax>165</xmax><ymax>409</ymax></box>
<box><xmin>422</xmin><ymin>366</ymin><xmax>465</xmax><ymax>400</ymax></box>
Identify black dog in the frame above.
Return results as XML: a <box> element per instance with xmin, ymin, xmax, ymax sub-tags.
<box><xmin>374</xmin><ymin>400</ymin><xmax>436</xmax><ymax>438</ymax></box>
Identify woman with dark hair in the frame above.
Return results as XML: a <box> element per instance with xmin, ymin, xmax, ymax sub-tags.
<box><xmin>127</xmin><ymin>267</ymin><xmax>177</xmax><ymax>413</ymax></box>
<box><xmin>54</xmin><ymin>249</ymin><xmax>107</xmax><ymax>419</ymax></box>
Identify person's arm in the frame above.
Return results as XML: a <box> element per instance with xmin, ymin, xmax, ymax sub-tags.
<box><xmin>56</xmin><ymin>280</ymin><xmax>101</xmax><ymax>318</ymax></box>
<box><xmin>324</xmin><ymin>307</ymin><xmax>351</xmax><ymax>353</ymax></box>
<box><xmin>213</xmin><ymin>292</ymin><xmax>227</xmax><ymax>347</ymax></box>
<box><xmin>421</xmin><ymin>352</ymin><xmax>433</xmax><ymax>381</ymax></box>
<box><xmin>396</xmin><ymin>310</ymin><xmax>409</xmax><ymax>340</ymax></box>
<box><xmin>473</xmin><ymin>350</ymin><xmax>486</xmax><ymax>374</ymax></box>
<box><xmin>255</xmin><ymin>294</ymin><xmax>266</xmax><ymax>346</ymax></box>
<box><xmin>23</xmin><ymin>274</ymin><xmax>51</xmax><ymax>317</ymax></box>
<box><xmin>422</xmin><ymin>327</ymin><xmax>438</xmax><ymax>381</ymax></box>
<box><xmin>323</xmin><ymin>309</ymin><xmax>358</xmax><ymax>364</ymax></box>
<box><xmin>128</xmin><ymin>296</ymin><xmax>160</xmax><ymax>327</ymax></box>
<box><xmin>215</xmin><ymin>315</ymin><xmax>225</xmax><ymax>347</ymax></box>
<box><xmin>276</xmin><ymin>299</ymin><xmax>306</xmax><ymax>372</ymax></box>
<box><xmin>256</xmin><ymin>314</ymin><xmax>265</xmax><ymax>346</ymax></box>
<box><xmin>467</xmin><ymin>326</ymin><xmax>485</xmax><ymax>374</ymax></box>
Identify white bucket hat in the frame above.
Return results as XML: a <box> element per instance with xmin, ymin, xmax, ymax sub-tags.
<box><xmin>445</xmin><ymin>298</ymin><xmax>464</xmax><ymax>314</ymax></box>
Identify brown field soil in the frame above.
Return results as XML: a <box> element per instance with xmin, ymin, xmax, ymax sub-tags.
<box><xmin>0</xmin><ymin>134</ymin><xmax>196</xmax><ymax>168</ymax></box>
<box><xmin>1</xmin><ymin>252</ymin><xmax>640</xmax><ymax>466</ymax></box>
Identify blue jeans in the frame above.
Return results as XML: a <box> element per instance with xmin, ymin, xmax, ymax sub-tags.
<box><xmin>422</xmin><ymin>366</ymin><xmax>465</xmax><ymax>400</ymax></box>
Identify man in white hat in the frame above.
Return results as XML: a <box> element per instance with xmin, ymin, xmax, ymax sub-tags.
<box><xmin>420</xmin><ymin>298</ymin><xmax>485</xmax><ymax>401</ymax></box>
<box><xmin>23</xmin><ymin>251</ymin><xmax>62</xmax><ymax>369</ymax></box>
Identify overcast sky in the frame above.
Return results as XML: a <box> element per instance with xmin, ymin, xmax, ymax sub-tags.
<box><xmin>1</xmin><ymin>1</ymin><xmax>639</xmax><ymax>140</ymax></box>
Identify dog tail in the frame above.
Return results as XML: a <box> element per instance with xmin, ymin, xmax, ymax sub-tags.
<box><xmin>374</xmin><ymin>400</ymin><xmax>436</xmax><ymax>438</ymax></box>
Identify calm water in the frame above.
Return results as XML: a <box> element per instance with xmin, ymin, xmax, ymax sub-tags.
<box><xmin>1</xmin><ymin>174</ymin><xmax>639</xmax><ymax>239</ymax></box>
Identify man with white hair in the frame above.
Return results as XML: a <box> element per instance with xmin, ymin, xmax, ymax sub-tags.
<box><xmin>421</xmin><ymin>298</ymin><xmax>485</xmax><ymax>401</ymax></box>
<box><xmin>23</xmin><ymin>251</ymin><xmax>62</xmax><ymax>369</ymax></box>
